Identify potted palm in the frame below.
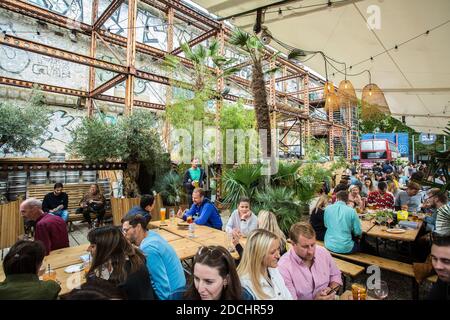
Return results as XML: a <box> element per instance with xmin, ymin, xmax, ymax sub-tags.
<box><xmin>155</xmin><ymin>171</ymin><xmax>185</xmax><ymax>214</ymax></box>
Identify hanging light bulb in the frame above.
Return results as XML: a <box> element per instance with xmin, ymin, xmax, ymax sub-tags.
<box><xmin>324</xmin><ymin>81</ymin><xmax>335</xmax><ymax>97</ymax></box>
<box><xmin>361</xmin><ymin>82</ymin><xmax>389</xmax><ymax>118</ymax></box>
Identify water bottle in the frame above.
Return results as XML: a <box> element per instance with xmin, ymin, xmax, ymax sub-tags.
<box><xmin>170</xmin><ymin>208</ymin><xmax>176</xmax><ymax>225</ymax></box>
<box><xmin>188</xmin><ymin>223</ymin><xmax>196</xmax><ymax>238</ymax></box>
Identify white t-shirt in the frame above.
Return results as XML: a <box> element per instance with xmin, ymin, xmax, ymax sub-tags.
<box><xmin>240</xmin><ymin>267</ymin><xmax>293</xmax><ymax>300</ymax></box>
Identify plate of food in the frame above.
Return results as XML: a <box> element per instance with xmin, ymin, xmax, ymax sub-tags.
<box><xmin>64</xmin><ymin>263</ymin><xmax>84</xmax><ymax>273</ymax></box>
<box><xmin>385</xmin><ymin>228</ymin><xmax>406</xmax><ymax>234</ymax></box>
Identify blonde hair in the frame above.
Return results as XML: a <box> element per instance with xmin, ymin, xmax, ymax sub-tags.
<box><xmin>237</xmin><ymin>229</ymin><xmax>279</xmax><ymax>300</ymax></box>
<box><xmin>257</xmin><ymin>211</ymin><xmax>286</xmax><ymax>248</ymax></box>
<box><xmin>314</xmin><ymin>194</ymin><xmax>329</xmax><ymax>211</ymax></box>
<box><xmin>387</xmin><ymin>180</ymin><xmax>398</xmax><ymax>194</ymax></box>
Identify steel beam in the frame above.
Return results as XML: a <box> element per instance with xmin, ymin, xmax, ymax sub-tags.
<box><xmin>0</xmin><ymin>0</ymin><xmax>91</xmax><ymax>34</ymax></box>
<box><xmin>90</xmin><ymin>74</ymin><xmax>127</xmax><ymax>98</ymax></box>
<box><xmin>125</xmin><ymin>0</ymin><xmax>137</xmax><ymax>114</ymax></box>
<box><xmin>171</xmin><ymin>29</ymin><xmax>217</xmax><ymax>55</ymax></box>
<box><xmin>0</xmin><ymin>34</ymin><xmax>127</xmax><ymax>73</ymax></box>
<box><xmin>157</xmin><ymin>0</ymin><xmax>220</xmax><ymax>29</ymax></box>
<box><xmin>0</xmin><ymin>76</ymin><xmax>88</xmax><ymax>97</ymax></box>
<box><xmin>93</xmin><ymin>0</ymin><xmax>124</xmax><ymax>31</ymax></box>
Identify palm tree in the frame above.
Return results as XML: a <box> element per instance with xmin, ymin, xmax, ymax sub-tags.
<box><xmin>229</xmin><ymin>29</ymin><xmax>275</xmax><ymax>157</ymax></box>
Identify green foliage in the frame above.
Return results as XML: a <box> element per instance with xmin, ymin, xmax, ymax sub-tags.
<box><xmin>254</xmin><ymin>186</ymin><xmax>301</xmax><ymax>235</ymax></box>
<box><xmin>66</xmin><ymin>116</ymin><xmax>120</xmax><ymax>162</ymax></box>
<box><xmin>67</xmin><ymin>110</ymin><xmax>165</xmax><ymax>164</ymax></box>
<box><xmin>0</xmin><ymin>88</ymin><xmax>50</xmax><ymax>153</ymax></box>
<box><xmin>222</xmin><ymin>164</ymin><xmax>263</xmax><ymax>210</ymax></box>
<box><xmin>219</xmin><ymin>101</ymin><xmax>255</xmax><ymax>131</ymax></box>
<box><xmin>155</xmin><ymin>171</ymin><xmax>184</xmax><ymax>206</ymax></box>
<box><xmin>270</xmin><ymin>161</ymin><xmax>301</xmax><ymax>188</ymax></box>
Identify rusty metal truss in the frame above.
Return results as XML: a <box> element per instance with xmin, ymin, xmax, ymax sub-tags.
<box><xmin>0</xmin><ymin>0</ymin><xmax>357</xmax><ymax>160</ymax></box>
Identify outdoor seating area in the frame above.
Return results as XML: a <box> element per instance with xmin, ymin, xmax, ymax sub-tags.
<box><xmin>1</xmin><ymin>0</ymin><xmax>449</xmax><ymax>306</ymax></box>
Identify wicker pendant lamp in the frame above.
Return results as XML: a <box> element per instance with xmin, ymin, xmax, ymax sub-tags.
<box><xmin>337</xmin><ymin>79</ymin><xmax>357</xmax><ymax>107</ymax></box>
<box><xmin>325</xmin><ymin>91</ymin><xmax>339</xmax><ymax>112</ymax></box>
<box><xmin>361</xmin><ymin>71</ymin><xmax>389</xmax><ymax>118</ymax></box>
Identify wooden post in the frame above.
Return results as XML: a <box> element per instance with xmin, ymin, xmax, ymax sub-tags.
<box><xmin>124</xmin><ymin>0</ymin><xmax>137</xmax><ymax>115</ymax></box>
<box><xmin>87</xmin><ymin>0</ymin><xmax>98</xmax><ymax>117</ymax></box>
<box><xmin>163</xmin><ymin>7</ymin><xmax>174</xmax><ymax>151</ymax></box>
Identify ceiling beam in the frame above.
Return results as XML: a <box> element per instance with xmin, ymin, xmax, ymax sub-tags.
<box><xmin>156</xmin><ymin>0</ymin><xmax>220</xmax><ymax>29</ymax></box>
<box><xmin>93</xmin><ymin>0</ymin><xmax>124</xmax><ymax>31</ymax></box>
<box><xmin>0</xmin><ymin>76</ymin><xmax>88</xmax><ymax>97</ymax></box>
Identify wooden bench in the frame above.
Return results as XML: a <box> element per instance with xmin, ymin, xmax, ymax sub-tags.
<box><xmin>27</xmin><ymin>183</ymin><xmax>111</xmax><ymax>230</ymax></box>
<box><xmin>316</xmin><ymin>240</ymin><xmax>437</xmax><ymax>299</ymax></box>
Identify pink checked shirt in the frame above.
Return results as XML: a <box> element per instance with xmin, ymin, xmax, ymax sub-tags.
<box><xmin>278</xmin><ymin>246</ymin><xmax>342</xmax><ymax>300</ymax></box>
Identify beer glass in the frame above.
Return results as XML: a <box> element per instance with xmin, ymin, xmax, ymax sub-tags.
<box><xmin>351</xmin><ymin>283</ymin><xmax>367</xmax><ymax>300</ymax></box>
<box><xmin>160</xmin><ymin>208</ymin><xmax>166</xmax><ymax>224</ymax></box>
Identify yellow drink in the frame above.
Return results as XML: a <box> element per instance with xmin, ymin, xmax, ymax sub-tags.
<box><xmin>160</xmin><ymin>208</ymin><xmax>166</xmax><ymax>223</ymax></box>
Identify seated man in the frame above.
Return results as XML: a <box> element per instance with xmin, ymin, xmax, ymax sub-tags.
<box><xmin>367</xmin><ymin>181</ymin><xmax>394</xmax><ymax>209</ymax></box>
<box><xmin>177</xmin><ymin>188</ymin><xmax>222</xmax><ymax>230</ymax></box>
<box><xmin>19</xmin><ymin>198</ymin><xmax>69</xmax><ymax>255</ymax></box>
<box><xmin>424</xmin><ymin>188</ymin><xmax>450</xmax><ymax>236</ymax></box>
<box><xmin>121</xmin><ymin>214</ymin><xmax>186</xmax><ymax>300</ymax></box>
<box><xmin>394</xmin><ymin>181</ymin><xmax>423</xmax><ymax>212</ymax></box>
<box><xmin>126</xmin><ymin>194</ymin><xmax>154</xmax><ymax>224</ymax></box>
<box><xmin>42</xmin><ymin>183</ymin><xmax>69</xmax><ymax>222</ymax></box>
<box><xmin>427</xmin><ymin>234</ymin><xmax>450</xmax><ymax>300</ymax></box>
<box><xmin>324</xmin><ymin>191</ymin><xmax>362</xmax><ymax>254</ymax></box>
<box><xmin>278</xmin><ymin>222</ymin><xmax>342</xmax><ymax>300</ymax></box>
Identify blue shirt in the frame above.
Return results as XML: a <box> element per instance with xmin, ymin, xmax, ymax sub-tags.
<box><xmin>324</xmin><ymin>201</ymin><xmax>362</xmax><ymax>254</ymax></box>
<box><xmin>140</xmin><ymin>231</ymin><xmax>186</xmax><ymax>300</ymax></box>
<box><xmin>183</xmin><ymin>198</ymin><xmax>223</xmax><ymax>230</ymax></box>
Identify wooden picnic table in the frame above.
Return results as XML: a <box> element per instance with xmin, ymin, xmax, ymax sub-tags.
<box><xmin>360</xmin><ymin>219</ymin><xmax>376</xmax><ymax>233</ymax></box>
<box><xmin>367</xmin><ymin>221</ymin><xmax>423</xmax><ymax>242</ymax></box>
<box><xmin>150</xmin><ymin>218</ymin><xmax>245</xmax><ymax>259</ymax></box>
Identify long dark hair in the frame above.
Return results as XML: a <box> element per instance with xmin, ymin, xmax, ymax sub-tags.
<box><xmin>3</xmin><ymin>240</ymin><xmax>45</xmax><ymax>276</ymax></box>
<box><xmin>87</xmin><ymin>226</ymin><xmax>146</xmax><ymax>284</ymax></box>
<box><xmin>184</xmin><ymin>246</ymin><xmax>242</xmax><ymax>300</ymax></box>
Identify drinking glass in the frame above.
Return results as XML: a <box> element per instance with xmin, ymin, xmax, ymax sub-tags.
<box><xmin>225</xmin><ymin>231</ymin><xmax>235</xmax><ymax>252</ymax></box>
<box><xmin>160</xmin><ymin>208</ymin><xmax>166</xmax><ymax>224</ymax></box>
<box><xmin>170</xmin><ymin>208</ymin><xmax>176</xmax><ymax>225</ymax></box>
<box><xmin>351</xmin><ymin>283</ymin><xmax>367</xmax><ymax>300</ymax></box>
<box><xmin>42</xmin><ymin>267</ymin><xmax>57</xmax><ymax>282</ymax></box>
<box><xmin>373</xmin><ymin>280</ymin><xmax>388</xmax><ymax>300</ymax></box>
<box><xmin>188</xmin><ymin>222</ymin><xmax>196</xmax><ymax>238</ymax></box>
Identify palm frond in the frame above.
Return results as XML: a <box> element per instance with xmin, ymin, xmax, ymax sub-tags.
<box><xmin>208</xmin><ymin>40</ymin><xmax>219</xmax><ymax>57</ymax></box>
<box><xmin>229</xmin><ymin>29</ymin><xmax>250</xmax><ymax>47</ymax></box>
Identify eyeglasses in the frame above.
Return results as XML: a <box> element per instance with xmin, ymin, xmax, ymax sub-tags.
<box><xmin>122</xmin><ymin>226</ymin><xmax>133</xmax><ymax>233</ymax></box>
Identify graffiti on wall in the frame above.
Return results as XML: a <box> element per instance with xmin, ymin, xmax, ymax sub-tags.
<box><xmin>29</xmin><ymin>0</ymin><xmax>85</xmax><ymax>22</ymax></box>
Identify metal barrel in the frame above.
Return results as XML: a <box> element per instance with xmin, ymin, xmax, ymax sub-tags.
<box><xmin>49</xmin><ymin>171</ymin><xmax>66</xmax><ymax>184</ymax></box>
<box><xmin>65</xmin><ymin>171</ymin><xmax>80</xmax><ymax>184</ymax></box>
<box><xmin>81</xmin><ymin>170</ymin><xmax>97</xmax><ymax>183</ymax></box>
<box><xmin>29</xmin><ymin>171</ymin><xmax>48</xmax><ymax>185</ymax></box>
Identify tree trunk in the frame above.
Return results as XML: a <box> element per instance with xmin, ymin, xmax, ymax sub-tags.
<box><xmin>123</xmin><ymin>162</ymin><xmax>141</xmax><ymax>197</ymax></box>
<box><xmin>252</xmin><ymin>61</ymin><xmax>272</xmax><ymax>157</ymax></box>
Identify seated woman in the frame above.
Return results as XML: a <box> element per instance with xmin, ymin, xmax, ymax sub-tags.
<box><xmin>86</xmin><ymin>226</ymin><xmax>155</xmax><ymax>300</ymax></box>
<box><xmin>0</xmin><ymin>240</ymin><xmax>61</xmax><ymax>299</ymax></box>
<box><xmin>237</xmin><ymin>229</ymin><xmax>293</xmax><ymax>300</ymax></box>
<box><xmin>348</xmin><ymin>185</ymin><xmax>365</xmax><ymax>213</ymax></box>
<box><xmin>257</xmin><ymin>210</ymin><xmax>288</xmax><ymax>255</ymax></box>
<box><xmin>181</xmin><ymin>245</ymin><xmax>252</xmax><ymax>300</ymax></box>
<box><xmin>225</xmin><ymin>197</ymin><xmax>258</xmax><ymax>237</ymax></box>
<box><xmin>60</xmin><ymin>277</ymin><xmax>125</xmax><ymax>300</ymax></box>
<box><xmin>76</xmin><ymin>184</ymin><xmax>106</xmax><ymax>228</ymax></box>
<box><xmin>309</xmin><ymin>194</ymin><xmax>329</xmax><ymax>241</ymax></box>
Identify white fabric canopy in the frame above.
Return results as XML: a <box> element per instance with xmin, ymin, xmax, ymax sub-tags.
<box><xmin>190</xmin><ymin>0</ymin><xmax>450</xmax><ymax>134</ymax></box>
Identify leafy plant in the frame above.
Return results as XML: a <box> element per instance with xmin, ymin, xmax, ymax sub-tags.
<box><xmin>155</xmin><ymin>171</ymin><xmax>184</xmax><ymax>206</ymax></box>
<box><xmin>271</xmin><ymin>161</ymin><xmax>301</xmax><ymax>188</ymax></box>
<box><xmin>254</xmin><ymin>186</ymin><xmax>301</xmax><ymax>235</ymax></box>
<box><xmin>222</xmin><ymin>163</ymin><xmax>263</xmax><ymax>210</ymax></box>
<box><xmin>67</xmin><ymin>110</ymin><xmax>168</xmax><ymax>196</ymax></box>
<box><xmin>0</xmin><ymin>87</ymin><xmax>50</xmax><ymax>153</ymax></box>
